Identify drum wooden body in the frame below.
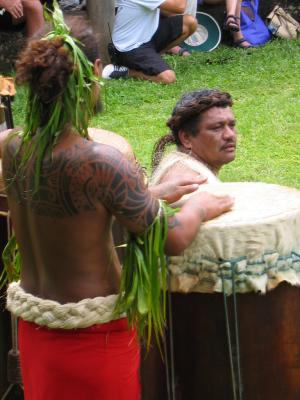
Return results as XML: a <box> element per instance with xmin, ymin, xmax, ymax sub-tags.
<box><xmin>142</xmin><ymin>284</ymin><xmax>300</xmax><ymax>400</ymax></box>
<box><xmin>0</xmin><ymin>193</ymin><xmax>11</xmax><ymax>398</ymax></box>
<box><xmin>141</xmin><ymin>182</ymin><xmax>300</xmax><ymax>399</ymax></box>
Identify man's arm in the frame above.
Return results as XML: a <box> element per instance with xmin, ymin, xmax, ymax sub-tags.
<box><xmin>96</xmin><ymin>144</ymin><xmax>233</xmax><ymax>255</ymax></box>
<box><xmin>164</xmin><ymin>191</ymin><xmax>233</xmax><ymax>255</ymax></box>
<box><xmin>159</xmin><ymin>0</ymin><xmax>187</xmax><ymax>15</ymax></box>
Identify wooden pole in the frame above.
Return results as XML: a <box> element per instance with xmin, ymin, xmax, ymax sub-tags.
<box><xmin>86</xmin><ymin>0</ymin><xmax>114</xmax><ymax>65</ymax></box>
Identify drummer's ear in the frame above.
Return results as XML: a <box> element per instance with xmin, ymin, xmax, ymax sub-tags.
<box><xmin>93</xmin><ymin>59</ymin><xmax>102</xmax><ymax>77</ymax></box>
<box><xmin>178</xmin><ymin>130</ymin><xmax>192</xmax><ymax>151</ymax></box>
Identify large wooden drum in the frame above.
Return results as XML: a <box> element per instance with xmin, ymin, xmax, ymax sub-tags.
<box><xmin>0</xmin><ymin>174</ymin><xmax>12</xmax><ymax>397</ymax></box>
<box><xmin>141</xmin><ymin>182</ymin><xmax>300</xmax><ymax>400</ymax></box>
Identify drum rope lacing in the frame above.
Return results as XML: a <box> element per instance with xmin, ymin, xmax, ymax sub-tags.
<box><xmin>221</xmin><ymin>265</ymin><xmax>243</xmax><ymax>400</ymax></box>
<box><xmin>163</xmin><ymin>261</ymin><xmax>177</xmax><ymax>400</ymax></box>
<box><xmin>164</xmin><ymin>260</ymin><xmax>245</xmax><ymax>400</ymax></box>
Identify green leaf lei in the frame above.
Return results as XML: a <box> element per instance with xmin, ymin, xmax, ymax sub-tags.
<box><xmin>115</xmin><ymin>201</ymin><xmax>175</xmax><ymax>347</ymax></box>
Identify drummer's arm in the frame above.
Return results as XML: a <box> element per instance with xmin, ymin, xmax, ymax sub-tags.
<box><xmin>165</xmin><ymin>191</ymin><xmax>234</xmax><ymax>255</ymax></box>
<box><xmin>98</xmin><ymin>146</ymin><xmax>233</xmax><ymax>255</ymax></box>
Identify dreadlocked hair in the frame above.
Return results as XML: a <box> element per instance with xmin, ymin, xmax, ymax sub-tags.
<box><xmin>16</xmin><ymin>37</ymin><xmax>74</xmax><ymax>109</ymax></box>
<box><xmin>12</xmin><ymin>3</ymin><xmax>100</xmax><ymax>190</ymax></box>
<box><xmin>151</xmin><ymin>89</ymin><xmax>233</xmax><ymax>172</ymax></box>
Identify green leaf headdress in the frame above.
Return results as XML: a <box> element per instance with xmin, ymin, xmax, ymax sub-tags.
<box><xmin>15</xmin><ymin>1</ymin><xmax>101</xmax><ymax>189</ymax></box>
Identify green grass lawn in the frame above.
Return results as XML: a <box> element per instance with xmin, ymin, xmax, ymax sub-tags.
<box><xmin>13</xmin><ymin>38</ymin><xmax>300</xmax><ymax>187</ymax></box>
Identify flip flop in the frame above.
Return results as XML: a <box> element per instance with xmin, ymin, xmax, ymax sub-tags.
<box><xmin>167</xmin><ymin>46</ymin><xmax>191</xmax><ymax>57</ymax></box>
<box><xmin>177</xmin><ymin>47</ymin><xmax>191</xmax><ymax>56</ymax></box>
<box><xmin>234</xmin><ymin>38</ymin><xmax>253</xmax><ymax>49</ymax></box>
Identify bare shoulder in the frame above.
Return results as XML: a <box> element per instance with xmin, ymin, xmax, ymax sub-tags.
<box><xmin>0</xmin><ymin>128</ymin><xmax>21</xmax><ymax>158</ymax></box>
<box><xmin>7</xmin><ymin>137</ymin><xmax>158</xmax><ymax>230</ymax></box>
<box><xmin>88</xmin><ymin>128</ymin><xmax>134</xmax><ymax>160</ymax></box>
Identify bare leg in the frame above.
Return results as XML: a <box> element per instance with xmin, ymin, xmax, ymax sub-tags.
<box><xmin>163</xmin><ymin>14</ymin><xmax>197</xmax><ymax>53</ymax></box>
<box><xmin>22</xmin><ymin>0</ymin><xmax>44</xmax><ymax>38</ymax></box>
<box><xmin>128</xmin><ymin>15</ymin><xmax>197</xmax><ymax>84</ymax></box>
<box><xmin>203</xmin><ymin>0</ymin><xmax>237</xmax><ymax>15</ymax></box>
<box><xmin>231</xmin><ymin>0</ymin><xmax>251</xmax><ymax>47</ymax></box>
<box><xmin>203</xmin><ymin>0</ymin><xmax>251</xmax><ymax>47</ymax></box>
<box><xmin>128</xmin><ymin>69</ymin><xmax>176</xmax><ymax>84</ymax></box>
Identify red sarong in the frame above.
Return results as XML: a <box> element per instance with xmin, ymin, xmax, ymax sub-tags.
<box><xmin>18</xmin><ymin>318</ymin><xmax>140</xmax><ymax>400</ymax></box>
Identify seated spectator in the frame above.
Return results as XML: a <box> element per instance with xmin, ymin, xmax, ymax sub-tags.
<box><xmin>102</xmin><ymin>0</ymin><xmax>197</xmax><ymax>84</ymax></box>
<box><xmin>0</xmin><ymin>0</ymin><xmax>44</xmax><ymax>37</ymax></box>
<box><xmin>200</xmin><ymin>0</ymin><xmax>252</xmax><ymax>48</ymax></box>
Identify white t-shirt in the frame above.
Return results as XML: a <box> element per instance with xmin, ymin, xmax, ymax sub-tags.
<box><xmin>113</xmin><ymin>0</ymin><xmax>165</xmax><ymax>52</ymax></box>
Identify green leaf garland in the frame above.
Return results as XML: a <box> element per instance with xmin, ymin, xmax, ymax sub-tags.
<box><xmin>114</xmin><ymin>201</ymin><xmax>176</xmax><ymax>348</ymax></box>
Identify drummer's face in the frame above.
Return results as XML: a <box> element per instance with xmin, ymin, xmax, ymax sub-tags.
<box><xmin>185</xmin><ymin>106</ymin><xmax>237</xmax><ymax>171</ymax></box>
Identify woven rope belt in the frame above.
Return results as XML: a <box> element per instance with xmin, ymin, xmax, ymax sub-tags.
<box><xmin>6</xmin><ymin>281</ymin><xmax>125</xmax><ymax>329</ymax></box>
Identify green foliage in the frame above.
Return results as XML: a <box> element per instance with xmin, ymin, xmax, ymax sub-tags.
<box><xmin>115</xmin><ymin>202</ymin><xmax>175</xmax><ymax>347</ymax></box>
<box><xmin>0</xmin><ymin>234</ymin><xmax>21</xmax><ymax>289</ymax></box>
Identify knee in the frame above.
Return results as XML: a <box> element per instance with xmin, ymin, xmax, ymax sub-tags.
<box><xmin>183</xmin><ymin>15</ymin><xmax>198</xmax><ymax>36</ymax></box>
<box><xmin>22</xmin><ymin>0</ymin><xmax>43</xmax><ymax>14</ymax></box>
<box><xmin>157</xmin><ymin>70</ymin><xmax>176</xmax><ymax>84</ymax></box>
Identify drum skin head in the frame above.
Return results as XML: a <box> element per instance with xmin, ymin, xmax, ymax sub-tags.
<box><xmin>168</xmin><ymin>182</ymin><xmax>300</xmax><ymax>294</ymax></box>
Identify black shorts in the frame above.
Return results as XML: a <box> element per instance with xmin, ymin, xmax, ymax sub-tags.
<box><xmin>0</xmin><ymin>11</ymin><xmax>25</xmax><ymax>31</ymax></box>
<box><xmin>0</xmin><ymin>11</ymin><xmax>12</xmax><ymax>29</ymax></box>
<box><xmin>116</xmin><ymin>15</ymin><xmax>183</xmax><ymax>76</ymax></box>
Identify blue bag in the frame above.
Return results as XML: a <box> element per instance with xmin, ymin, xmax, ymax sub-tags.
<box><xmin>240</xmin><ymin>0</ymin><xmax>271</xmax><ymax>46</ymax></box>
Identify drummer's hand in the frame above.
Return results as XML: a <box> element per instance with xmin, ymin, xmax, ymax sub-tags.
<box><xmin>187</xmin><ymin>192</ymin><xmax>234</xmax><ymax>222</ymax></box>
<box><xmin>149</xmin><ymin>175</ymin><xmax>207</xmax><ymax>204</ymax></box>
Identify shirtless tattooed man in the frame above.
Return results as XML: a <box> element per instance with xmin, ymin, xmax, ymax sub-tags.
<box><xmin>1</xmin><ymin>10</ymin><xmax>233</xmax><ymax>400</ymax></box>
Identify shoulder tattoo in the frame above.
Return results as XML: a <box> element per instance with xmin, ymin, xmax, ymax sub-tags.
<box><xmin>3</xmin><ymin>139</ymin><xmax>159</xmax><ymax>227</ymax></box>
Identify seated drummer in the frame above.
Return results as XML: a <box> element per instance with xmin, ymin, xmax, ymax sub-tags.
<box><xmin>143</xmin><ymin>88</ymin><xmax>237</xmax><ymax>400</ymax></box>
<box><xmin>151</xmin><ymin>88</ymin><xmax>237</xmax><ymax>187</ymax></box>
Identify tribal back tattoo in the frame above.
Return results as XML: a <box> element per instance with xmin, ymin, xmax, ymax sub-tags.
<box><xmin>2</xmin><ymin>137</ymin><xmax>159</xmax><ymax>229</ymax></box>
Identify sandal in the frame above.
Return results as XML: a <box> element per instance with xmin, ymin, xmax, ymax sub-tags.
<box><xmin>233</xmin><ymin>38</ymin><xmax>253</xmax><ymax>49</ymax></box>
<box><xmin>167</xmin><ymin>46</ymin><xmax>191</xmax><ymax>57</ymax></box>
<box><xmin>225</xmin><ymin>14</ymin><xmax>240</xmax><ymax>32</ymax></box>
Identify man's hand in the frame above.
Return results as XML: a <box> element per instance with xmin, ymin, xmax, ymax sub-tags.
<box><xmin>1</xmin><ymin>0</ymin><xmax>23</xmax><ymax>19</ymax></box>
<box><xmin>165</xmin><ymin>191</ymin><xmax>234</xmax><ymax>255</ymax></box>
<box><xmin>149</xmin><ymin>175</ymin><xmax>207</xmax><ymax>204</ymax></box>
<box><xmin>186</xmin><ymin>191</ymin><xmax>234</xmax><ymax>222</ymax></box>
